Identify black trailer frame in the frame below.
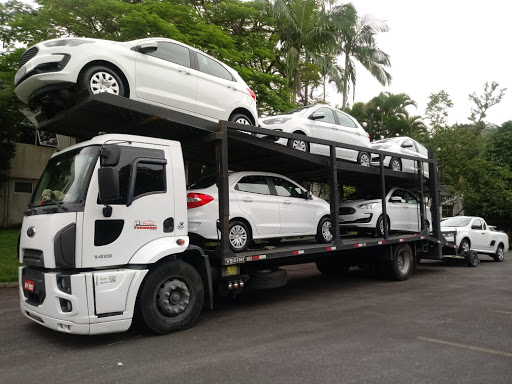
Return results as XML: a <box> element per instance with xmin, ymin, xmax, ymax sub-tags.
<box><xmin>36</xmin><ymin>93</ymin><xmax>455</xmax><ymax>271</ymax></box>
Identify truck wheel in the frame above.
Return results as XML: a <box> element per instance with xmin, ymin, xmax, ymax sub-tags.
<box><xmin>376</xmin><ymin>215</ymin><xmax>390</xmax><ymax>237</ymax></box>
<box><xmin>357</xmin><ymin>152</ymin><xmax>371</xmax><ymax>167</ymax></box>
<box><xmin>459</xmin><ymin>238</ymin><xmax>470</xmax><ymax>254</ymax></box>
<box><xmin>382</xmin><ymin>244</ymin><xmax>414</xmax><ymax>281</ymax></box>
<box><xmin>315</xmin><ymin>216</ymin><xmax>333</xmax><ymax>243</ymax></box>
<box><xmin>229</xmin><ymin>220</ymin><xmax>250</xmax><ymax>252</ymax></box>
<box><xmin>136</xmin><ymin>260</ymin><xmax>204</xmax><ymax>334</ymax></box>
<box><xmin>287</xmin><ymin>134</ymin><xmax>309</xmax><ymax>152</ymax></box>
<box><xmin>466</xmin><ymin>250</ymin><xmax>479</xmax><ymax>267</ymax></box>
<box><xmin>249</xmin><ymin>269</ymin><xmax>287</xmax><ymax>289</ymax></box>
<box><xmin>230</xmin><ymin>113</ymin><xmax>253</xmax><ymax>126</ymax></box>
<box><xmin>316</xmin><ymin>257</ymin><xmax>350</xmax><ymax>275</ymax></box>
<box><xmin>493</xmin><ymin>244</ymin><xmax>505</xmax><ymax>262</ymax></box>
<box><xmin>389</xmin><ymin>157</ymin><xmax>402</xmax><ymax>171</ymax></box>
<box><xmin>80</xmin><ymin>65</ymin><xmax>126</xmax><ymax>97</ymax></box>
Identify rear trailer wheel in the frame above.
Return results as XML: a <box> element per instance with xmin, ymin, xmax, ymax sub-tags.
<box><xmin>466</xmin><ymin>250</ymin><xmax>479</xmax><ymax>267</ymax></box>
<box><xmin>230</xmin><ymin>113</ymin><xmax>252</xmax><ymax>125</ymax></box>
<box><xmin>493</xmin><ymin>244</ymin><xmax>505</xmax><ymax>262</ymax></box>
<box><xmin>389</xmin><ymin>157</ymin><xmax>402</xmax><ymax>171</ymax></box>
<box><xmin>287</xmin><ymin>136</ymin><xmax>309</xmax><ymax>152</ymax></box>
<box><xmin>229</xmin><ymin>220</ymin><xmax>250</xmax><ymax>252</ymax></box>
<box><xmin>80</xmin><ymin>66</ymin><xmax>126</xmax><ymax>97</ymax></box>
<box><xmin>137</xmin><ymin>261</ymin><xmax>204</xmax><ymax>334</ymax></box>
<box><xmin>358</xmin><ymin>152</ymin><xmax>371</xmax><ymax>167</ymax></box>
<box><xmin>249</xmin><ymin>269</ymin><xmax>288</xmax><ymax>289</ymax></box>
<box><xmin>316</xmin><ymin>216</ymin><xmax>333</xmax><ymax>243</ymax></box>
<box><xmin>382</xmin><ymin>244</ymin><xmax>414</xmax><ymax>281</ymax></box>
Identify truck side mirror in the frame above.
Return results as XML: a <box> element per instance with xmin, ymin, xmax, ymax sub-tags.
<box><xmin>137</xmin><ymin>41</ymin><xmax>158</xmax><ymax>54</ymax></box>
<box><xmin>100</xmin><ymin>144</ymin><xmax>121</xmax><ymax>167</ymax></box>
<box><xmin>98</xmin><ymin>167</ymin><xmax>120</xmax><ymax>203</ymax></box>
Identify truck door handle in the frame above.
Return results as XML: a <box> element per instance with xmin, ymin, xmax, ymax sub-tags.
<box><xmin>242</xmin><ymin>197</ymin><xmax>253</xmax><ymax>202</ymax></box>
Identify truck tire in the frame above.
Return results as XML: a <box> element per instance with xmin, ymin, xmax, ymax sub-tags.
<box><xmin>249</xmin><ymin>268</ymin><xmax>287</xmax><ymax>289</ymax></box>
<box><xmin>381</xmin><ymin>243</ymin><xmax>414</xmax><ymax>281</ymax></box>
<box><xmin>466</xmin><ymin>250</ymin><xmax>479</xmax><ymax>267</ymax></box>
<box><xmin>80</xmin><ymin>65</ymin><xmax>126</xmax><ymax>97</ymax></box>
<box><xmin>136</xmin><ymin>260</ymin><xmax>204</xmax><ymax>334</ymax></box>
<box><xmin>315</xmin><ymin>216</ymin><xmax>333</xmax><ymax>243</ymax></box>
<box><xmin>493</xmin><ymin>244</ymin><xmax>505</xmax><ymax>262</ymax></box>
<box><xmin>316</xmin><ymin>257</ymin><xmax>350</xmax><ymax>276</ymax></box>
<box><xmin>229</xmin><ymin>220</ymin><xmax>251</xmax><ymax>252</ymax></box>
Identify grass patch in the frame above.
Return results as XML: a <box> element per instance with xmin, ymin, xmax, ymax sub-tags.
<box><xmin>0</xmin><ymin>230</ymin><xmax>20</xmax><ymax>283</ymax></box>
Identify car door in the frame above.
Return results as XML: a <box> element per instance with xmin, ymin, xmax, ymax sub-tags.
<box><xmin>270</xmin><ymin>176</ymin><xmax>316</xmax><ymax>234</ymax></box>
<box><xmin>386</xmin><ymin>189</ymin><xmax>409</xmax><ymax>231</ymax></box>
<box><xmin>303</xmin><ymin>107</ymin><xmax>338</xmax><ymax>156</ymax></box>
<box><xmin>232</xmin><ymin>175</ymin><xmax>280</xmax><ymax>236</ymax></box>
<box><xmin>469</xmin><ymin>218</ymin><xmax>488</xmax><ymax>250</ymax></box>
<box><xmin>399</xmin><ymin>139</ymin><xmax>419</xmax><ymax>173</ymax></box>
<box><xmin>402</xmin><ymin>191</ymin><xmax>422</xmax><ymax>232</ymax></box>
<box><xmin>333</xmin><ymin>110</ymin><xmax>366</xmax><ymax>162</ymax></box>
<box><xmin>135</xmin><ymin>40</ymin><xmax>198</xmax><ymax>113</ymax></box>
<box><xmin>194</xmin><ymin>52</ymin><xmax>242</xmax><ymax>121</ymax></box>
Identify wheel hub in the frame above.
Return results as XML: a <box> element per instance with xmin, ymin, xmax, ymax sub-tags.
<box><xmin>397</xmin><ymin>250</ymin><xmax>410</xmax><ymax>273</ymax></box>
<box><xmin>292</xmin><ymin>140</ymin><xmax>307</xmax><ymax>152</ymax></box>
<box><xmin>322</xmin><ymin>221</ymin><xmax>333</xmax><ymax>241</ymax></box>
<box><xmin>156</xmin><ymin>279</ymin><xmax>190</xmax><ymax>317</ymax></box>
<box><xmin>230</xmin><ymin>225</ymin><xmax>247</xmax><ymax>248</ymax></box>
<box><xmin>90</xmin><ymin>72</ymin><xmax>120</xmax><ymax>95</ymax></box>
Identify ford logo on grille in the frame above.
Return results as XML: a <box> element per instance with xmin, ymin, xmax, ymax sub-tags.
<box><xmin>27</xmin><ymin>227</ymin><xmax>36</xmax><ymax>238</ymax></box>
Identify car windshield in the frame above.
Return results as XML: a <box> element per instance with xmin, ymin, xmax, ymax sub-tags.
<box><xmin>344</xmin><ymin>187</ymin><xmax>390</xmax><ymax>201</ymax></box>
<box><xmin>31</xmin><ymin>146</ymin><xmax>99</xmax><ymax>207</ymax></box>
<box><xmin>286</xmin><ymin>105</ymin><xmax>315</xmax><ymax>114</ymax></box>
<box><xmin>372</xmin><ymin>137</ymin><xmax>401</xmax><ymax>145</ymax></box>
<box><xmin>441</xmin><ymin>217</ymin><xmax>472</xmax><ymax>227</ymax></box>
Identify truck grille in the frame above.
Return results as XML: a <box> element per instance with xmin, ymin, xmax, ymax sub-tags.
<box><xmin>23</xmin><ymin>249</ymin><xmax>45</xmax><ymax>267</ymax></box>
<box><xmin>18</xmin><ymin>46</ymin><xmax>39</xmax><ymax>69</ymax></box>
<box><xmin>340</xmin><ymin>207</ymin><xmax>356</xmax><ymax>215</ymax></box>
<box><xmin>22</xmin><ymin>268</ymin><xmax>46</xmax><ymax>306</ymax></box>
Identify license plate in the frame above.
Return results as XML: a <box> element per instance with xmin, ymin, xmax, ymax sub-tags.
<box><xmin>24</xmin><ymin>278</ymin><xmax>35</xmax><ymax>292</ymax></box>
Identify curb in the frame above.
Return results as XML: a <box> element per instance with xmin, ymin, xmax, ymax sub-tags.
<box><xmin>0</xmin><ymin>282</ymin><xmax>18</xmax><ymax>288</ymax></box>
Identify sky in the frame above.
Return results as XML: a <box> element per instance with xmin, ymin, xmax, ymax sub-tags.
<box><xmin>328</xmin><ymin>0</ymin><xmax>511</xmax><ymax>126</ymax></box>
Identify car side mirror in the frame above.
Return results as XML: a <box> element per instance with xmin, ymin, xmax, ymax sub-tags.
<box><xmin>309</xmin><ymin>112</ymin><xmax>325</xmax><ymax>120</ymax></box>
<box><xmin>304</xmin><ymin>191</ymin><xmax>312</xmax><ymax>200</ymax></box>
<box><xmin>401</xmin><ymin>142</ymin><xmax>414</xmax><ymax>148</ymax></box>
<box><xmin>98</xmin><ymin>167</ymin><xmax>120</xmax><ymax>203</ymax></box>
<box><xmin>137</xmin><ymin>41</ymin><xmax>158</xmax><ymax>54</ymax></box>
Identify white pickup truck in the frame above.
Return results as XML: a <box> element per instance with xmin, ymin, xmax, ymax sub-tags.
<box><xmin>441</xmin><ymin>216</ymin><xmax>509</xmax><ymax>262</ymax></box>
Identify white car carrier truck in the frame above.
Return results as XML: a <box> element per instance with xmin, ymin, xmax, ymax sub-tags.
<box><xmin>18</xmin><ymin>94</ymin><xmax>457</xmax><ymax>335</ymax></box>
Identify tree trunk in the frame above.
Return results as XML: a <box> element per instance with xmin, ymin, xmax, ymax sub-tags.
<box><xmin>342</xmin><ymin>53</ymin><xmax>350</xmax><ymax>110</ymax></box>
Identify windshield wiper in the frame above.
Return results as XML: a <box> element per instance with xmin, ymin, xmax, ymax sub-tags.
<box><xmin>42</xmin><ymin>199</ymin><xmax>68</xmax><ymax>212</ymax></box>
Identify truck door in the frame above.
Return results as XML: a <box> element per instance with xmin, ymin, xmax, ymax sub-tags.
<box><xmin>81</xmin><ymin>143</ymin><xmax>175</xmax><ymax>268</ymax></box>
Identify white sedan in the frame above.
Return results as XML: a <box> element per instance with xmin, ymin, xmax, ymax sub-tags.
<box><xmin>259</xmin><ymin>105</ymin><xmax>372</xmax><ymax>166</ymax></box>
<box><xmin>15</xmin><ymin>37</ymin><xmax>258</xmax><ymax>125</ymax></box>
<box><xmin>186</xmin><ymin>171</ymin><xmax>333</xmax><ymax>252</ymax></box>
<box><xmin>441</xmin><ymin>216</ymin><xmax>509</xmax><ymax>261</ymax></box>
<box><xmin>339</xmin><ymin>187</ymin><xmax>431</xmax><ymax>236</ymax></box>
<box><xmin>370</xmin><ymin>136</ymin><xmax>429</xmax><ymax>177</ymax></box>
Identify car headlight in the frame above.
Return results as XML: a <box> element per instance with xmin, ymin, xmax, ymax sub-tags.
<box><xmin>262</xmin><ymin>117</ymin><xmax>292</xmax><ymax>125</ymax></box>
<box><xmin>356</xmin><ymin>202</ymin><xmax>379</xmax><ymax>209</ymax></box>
<box><xmin>43</xmin><ymin>39</ymin><xmax>95</xmax><ymax>47</ymax></box>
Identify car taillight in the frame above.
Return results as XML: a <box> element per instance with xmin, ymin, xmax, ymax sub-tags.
<box><xmin>247</xmin><ymin>88</ymin><xmax>256</xmax><ymax>101</ymax></box>
<box><xmin>187</xmin><ymin>193</ymin><xmax>214</xmax><ymax>209</ymax></box>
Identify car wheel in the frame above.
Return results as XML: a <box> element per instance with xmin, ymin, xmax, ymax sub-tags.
<box><xmin>459</xmin><ymin>238</ymin><xmax>470</xmax><ymax>255</ymax></box>
<box><xmin>230</xmin><ymin>113</ymin><xmax>253</xmax><ymax>126</ymax></box>
<box><xmin>316</xmin><ymin>216</ymin><xmax>333</xmax><ymax>243</ymax></box>
<box><xmin>80</xmin><ymin>66</ymin><xmax>126</xmax><ymax>97</ymax></box>
<box><xmin>493</xmin><ymin>244</ymin><xmax>505</xmax><ymax>262</ymax></box>
<box><xmin>287</xmin><ymin>135</ymin><xmax>309</xmax><ymax>152</ymax></box>
<box><xmin>389</xmin><ymin>157</ymin><xmax>402</xmax><ymax>171</ymax></box>
<box><xmin>376</xmin><ymin>215</ymin><xmax>390</xmax><ymax>237</ymax></box>
<box><xmin>358</xmin><ymin>152</ymin><xmax>371</xmax><ymax>167</ymax></box>
<box><xmin>229</xmin><ymin>220</ymin><xmax>250</xmax><ymax>252</ymax></box>
<box><xmin>135</xmin><ymin>260</ymin><xmax>204</xmax><ymax>334</ymax></box>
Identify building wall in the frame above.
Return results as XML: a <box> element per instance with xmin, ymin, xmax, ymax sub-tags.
<box><xmin>1</xmin><ymin>135</ymin><xmax>75</xmax><ymax>228</ymax></box>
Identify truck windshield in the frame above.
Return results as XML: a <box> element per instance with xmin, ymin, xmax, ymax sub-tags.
<box><xmin>31</xmin><ymin>146</ymin><xmax>99</xmax><ymax>207</ymax></box>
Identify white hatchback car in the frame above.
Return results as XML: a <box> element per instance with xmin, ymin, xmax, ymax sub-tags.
<box><xmin>370</xmin><ymin>137</ymin><xmax>429</xmax><ymax>177</ymax></box>
<box><xmin>15</xmin><ymin>37</ymin><xmax>258</xmax><ymax>125</ymax></box>
<box><xmin>259</xmin><ymin>105</ymin><xmax>371</xmax><ymax>165</ymax></box>
<box><xmin>339</xmin><ymin>187</ymin><xmax>431</xmax><ymax>236</ymax></box>
<box><xmin>187</xmin><ymin>171</ymin><xmax>333</xmax><ymax>252</ymax></box>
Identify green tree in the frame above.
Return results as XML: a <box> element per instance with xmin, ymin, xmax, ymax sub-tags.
<box><xmin>468</xmin><ymin>81</ymin><xmax>507</xmax><ymax>127</ymax></box>
<box><xmin>483</xmin><ymin>121</ymin><xmax>512</xmax><ymax>170</ymax></box>
<box><xmin>424</xmin><ymin>90</ymin><xmax>453</xmax><ymax>132</ymax></box>
<box><xmin>333</xmin><ymin>6</ymin><xmax>391</xmax><ymax>110</ymax></box>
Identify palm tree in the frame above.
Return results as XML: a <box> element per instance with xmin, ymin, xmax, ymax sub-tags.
<box><xmin>331</xmin><ymin>4</ymin><xmax>392</xmax><ymax>110</ymax></box>
<box><xmin>273</xmin><ymin>0</ymin><xmax>335</xmax><ymax>103</ymax></box>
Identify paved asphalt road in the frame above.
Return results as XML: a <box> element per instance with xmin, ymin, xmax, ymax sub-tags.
<box><xmin>1</xmin><ymin>252</ymin><xmax>511</xmax><ymax>384</ymax></box>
